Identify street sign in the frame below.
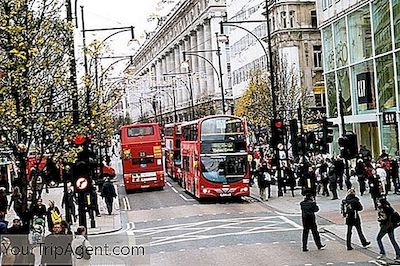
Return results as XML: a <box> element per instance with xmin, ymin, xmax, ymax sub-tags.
<box><xmin>76</xmin><ymin>177</ymin><xmax>88</xmax><ymax>191</ymax></box>
<box><xmin>277</xmin><ymin>143</ymin><xmax>284</xmax><ymax>150</ymax></box>
<box><xmin>383</xmin><ymin>112</ymin><xmax>397</xmax><ymax>125</ymax></box>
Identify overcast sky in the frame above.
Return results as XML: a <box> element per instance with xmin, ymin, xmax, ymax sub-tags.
<box><xmin>74</xmin><ymin>0</ymin><xmax>177</xmax><ymax>75</ymax></box>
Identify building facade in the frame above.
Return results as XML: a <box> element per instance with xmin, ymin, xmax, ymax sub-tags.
<box><xmin>227</xmin><ymin>0</ymin><xmax>324</xmax><ymax>118</ymax></box>
<box><xmin>126</xmin><ymin>0</ymin><xmax>231</xmax><ymax>124</ymax></box>
<box><xmin>316</xmin><ymin>0</ymin><xmax>400</xmax><ymax>157</ymax></box>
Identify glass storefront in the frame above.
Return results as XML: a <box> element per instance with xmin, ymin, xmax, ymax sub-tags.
<box><xmin>348</xmin><ymin>5</ymin><xmax>372</xmax><ymax>63</ymax></box>
<box><xmin>373</xmin><ymin>0</ymin><xmax>392</xmax><ymax>55</ymax></box>
<box><xmin>322</xmin><ymin>27</ymin><xmax>334</xmax><ymax>71</ymax></box>
<box><xmin>326</xmin><ymin>72</ymin><xmax>337</xmax><ymax>117</ymax></box>
<box><xmin>337</xmin><ymin>68</ymin><xmax>352</xmax><ymax>115</ymax></box>
<box><xmin>334</xmin><ymin>18</ymin><xmax>348</xmax><ymax>68</ymax></box>
<box><xmin>376</xmin><ymin>54</ymin><xmax>396</xmax><ymax>111</ymax></box>
<box><xmin>322</xmin><ymin>0</ymin><xmax>400</xmax><ymax>156</ymax></box>
<box><xmin>394</xmin><ymin>0</ymin><xmax>400</xmax><ymax>48</ymax></box>
<box><xmin>351</xmin><ymin>60</ymin><xmax>376</xmax><ymax>113</ymax></box>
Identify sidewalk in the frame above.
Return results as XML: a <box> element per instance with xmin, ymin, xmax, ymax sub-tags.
<box><xmin>7</xmin><ymin>185</ymin><xmax>122</xmax><ymax>235</ymax></box>
<box><xmin>250</xmin><ymin>183</ymin><xmax>400</xmax><ymax>259</ymax></box>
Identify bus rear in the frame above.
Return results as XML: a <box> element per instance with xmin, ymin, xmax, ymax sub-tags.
<box><xmin>164</xmin><ymin>123</ymin><xmax>182</xmax><ymax>181</ymax></box>
<box><xmin>120</xmin><ymin>123</ymin><xmax>165</xmax><ymax>191</ymax></box>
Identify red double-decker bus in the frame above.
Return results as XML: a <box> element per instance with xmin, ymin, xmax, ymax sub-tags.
<box><xmin>180</xmin><ymin>115</ymin><xmax>250</xmax><ymax>198</ymax></box>
<box><xmin>164</xmin><ymin>123</ymin><xmax>182</xmax><ymax>182</ymax></box>
<box><xmin>120</xmin><ymin>123</ymin><xmax>165</xmax><ymax>191</ymax></box>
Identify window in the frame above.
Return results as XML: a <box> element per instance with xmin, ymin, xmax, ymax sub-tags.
<box><xmin>281</xmin><ymin>11</ymin><xmax>287</xmax><ymax>28</ymax></box>
<box><xmin>377</xmin><ymin>55</ymin><xmax>396</xmax><ymax>111</ymax></box>
<box><xmin>313</xmin><ymin>45</ymin><xmax>322</xmax><ymax>68</ymax></box>
<box><xmin>311</xmin><ymin>10</ymin><xmax>317</xmax><ymax>28</ymax></box>
<box><xmin>127</xmin><ymin>126</ymin><xmax>154</xmax><ymax>137</ymax></box>
<box><xmin>348</xmin><ymin>5</ymin><xmax>372</xmax><ymax>63</ymax></box>
<box><xmin>373</xmin><ymin>0</ymin><xmax>392</xmax><ymax>55</ymax></box>
<box><xmin>289</xmin><ymin>11</ymin><xmax>295</xmax><ymax>28</ymax></box>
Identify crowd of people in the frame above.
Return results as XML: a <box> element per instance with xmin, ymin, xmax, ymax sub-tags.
<box><xmin>250</xmin><ymin>144</ymin><xmax>400</xmax><ymax>261</ymax></box>
<box><xmin>0</xmin><ymin>176</ymin><xmax>117</xmax><ymax>265</ymax></box>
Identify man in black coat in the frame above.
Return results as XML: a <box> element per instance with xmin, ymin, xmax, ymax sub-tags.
<box><xmin>300</xmin><ymin>193</ymin><xmax>325</xmax><ymax>251</ymax></box>
<box><xmin>101</xmin><ymin>178</ymin><xmax>117</xmax><ymax>215</ymax></box>
<box><xmin>341</xmin><ymin>188</ymin><xmax>370</xmax><ymax>250</ymax></box>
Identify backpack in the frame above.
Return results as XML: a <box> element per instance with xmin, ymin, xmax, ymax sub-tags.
<box><xmin>77</xmin><ymin>239</ymin><xmax>91</xmax><ymax>260</ymax></box>
<box><xmin>50</xmin><ymin>210</ymin><xmax>62</xmax><ymax>224</ymax></box>
<box><xmin>0</xmin><ymin>220</ymin><xmax>7</xmax><ymax>234</ymax></box>
<box><xmin>342</xmin><ymin>199</ymin><xmax>356</xmax><ymax>219</ymax></box>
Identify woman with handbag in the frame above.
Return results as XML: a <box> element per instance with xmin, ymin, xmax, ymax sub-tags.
<box><xmin>72</xmin><ymin>226</ymin><xmax>92</xmax><ymax>266</ymax></box>
<box><xmin>47</xmin><ymin>200</ymin><xmax>62</xmax><ymax>232</ymax></box>
<box><xmin>376</xmin><ymin>198</ymin><xmax>400</xmax><ymax>261</ymax></box>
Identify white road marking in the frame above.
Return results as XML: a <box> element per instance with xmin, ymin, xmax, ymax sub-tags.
<box><xmin>122</xmin><ymin>196</ymin><xmax>131</xmax><ymax>211</ymax></box>
<box><xmin>179</xmin><ymin>193</ymin><xmax>196</xmax><ymax>201</ymax></box>
<box><xmin>166</xmin><ymin>182</ymin><xmax>173</xmax><ymax>187</ymax></box>
<box><xmin>128</xmin><ymin>215</ymin><xmax>302</xmax><ymax>246</ymax></box>
<box><xmin>159</xmin><ymin>251</ymin><xmax>165</xmax><ymax>254</ymax></box>
<box><xmin>305</xmin><ymin>264</ymin><xmax>312</xmax><ymax>266</ymax></box>
<box><xmin>255</xmin><ymin>242</ymin><xmax>262</xmax><ymax>245</ymax></box>
<box><xmin>171</xmin><ymin>186</ymin><xmax>179</xmax><ymax>193</ymax></box>
<box><xmin>199</xmin><ymin>247</ymin><xmax>206</xmax><ymax>250</ymax></box>
<box><xmin>275</xmin><ymin>211</ymin><xmax>301</xmax><ymax>217</ymax></box>
<box><xmin>237</xmin><ymin>243</ymin><xmax>243</xmax><ymax>246</ymax></box>
<box><xmin>157</xmin><ymin>219</ymin><xmax>162</xmax><ymax>221</ymax></box>
<box><xmin>179</xmin><ymin>249</ymin><xmax>186</xmax><ymax>252</ymax></box>
<box><xmin>290</xmin><ymin>241</ymin><xmax>296</xmax><ymax>244</ymax></box>
<box><xmin>347</xmin><ymin>262</ymin><xmax>355</xmax><ymax>265</ymax></box>
<box><xmin>321</xmin><ymin>233</ymin><xmax>335</xmax><ymax>240</ymax></box>
<box><xmin>369</xmin><ymin>260</ymin><xmax>383</xmax><ymax>266</ymax></box>
<box><xmin>326</xmin><ymin>263</ymin><xmax>333</xmax><ymax>265</ymax></box>
<box><xmin>273</xmin><ymin>242</ymin><xmax>279</xmax><ymax>245</ymax></box>
<box><xmin>219</xmin><ymin>245</ymin><xmax>225</xmax><ymax>248</ymax></box>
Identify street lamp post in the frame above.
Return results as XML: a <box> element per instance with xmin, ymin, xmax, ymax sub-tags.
<box><xmin>80</xmin><ymin>5</ymin><xmax>135</xmax><ymax>118</ymax></box>
<box><xmin>163</xmin><ymin>73</ymin><xmax>194</xmax><ymax>120</ymax></box>
<box><xmin>219</xmin><ymin>1</ymin><xmax>282</xmax><ymax>196</ymax></box>
<box><xmin>182</xmin><ymin>47</ymin><xmax>226</xmax><ymax>114</ymax></box>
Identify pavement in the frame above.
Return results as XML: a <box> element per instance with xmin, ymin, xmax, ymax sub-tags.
<box><xmin>250</xmin><ymin>182</ymin><xmax>400</xmax><ymax>260</ymax></box>
<box><xmin>6</xmin><ymin>184</ymin><xmax>122</xmax><ymax>235</ymax></box>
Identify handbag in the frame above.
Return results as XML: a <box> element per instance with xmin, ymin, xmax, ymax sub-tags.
<box><xmin>77</xmin><ymin>239</ymin><xmax>91</xmax><ymax>260</ymax></box>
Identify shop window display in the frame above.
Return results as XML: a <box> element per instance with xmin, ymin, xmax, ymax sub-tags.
<box><xmin>376</xmin><ymin>54</ymin><xmax>396</xmax><ymax>111</ymax></box>
<box><xmin>334</xmin><ymin>18</ymin><xmax>348</xmax><ymax>67</ymax></box>
<box><xmin>322</xmin><ymin>26</ymin><xmax>335</xmax><ymax>71</ymax></box>
<box><xmin>351</xmin><ymin>61</ymin><xmax>376</xmax><ymax>113</ymax></box>
<box><xmin>326</xmin><ymin>72</ymin><xmax>338</xmax><ymax>117</ymax></box>
<box><xmin>337</xmin><ymin>68</ymin><xmax>352</xmax><ymax>115</ymax></box>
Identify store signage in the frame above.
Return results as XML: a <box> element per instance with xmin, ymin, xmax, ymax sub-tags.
<box><xmin>383</xmin><ymin>112</ymin><xmax>397</xmax><ymax>125</ymax></box>
<box><xmin>357</xmin><ymin>72</ymin><xmax>372</xmax><ymax>104</ymax></box>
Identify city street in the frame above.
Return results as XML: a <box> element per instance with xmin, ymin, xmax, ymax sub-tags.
<box><xmin>99</xmin><ymin>177</ymin><xmax>379</xmax><ymax>266</ymax></box>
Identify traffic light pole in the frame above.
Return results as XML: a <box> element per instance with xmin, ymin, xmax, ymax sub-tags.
<box><xmin>339</xmin><ymin>89</ymin><xmax>350</xmax><ymax>185</ymax></box>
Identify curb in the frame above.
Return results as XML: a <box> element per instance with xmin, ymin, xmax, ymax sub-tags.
<box><xmin>249</xmin><ymin>194</ymin><xmax>302</xmax><ymax>215</ymax></box>
<box><xmin>88</xmin><ymin>226</ymin><xmax>123</xmax><ymax>236</ymax></box>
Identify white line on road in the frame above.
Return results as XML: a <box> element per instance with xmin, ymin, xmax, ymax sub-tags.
<box><xmin>275</xmin><ymin>211</ymin><xmax>301</xmax><ymax>217</ymax></box>
<box><xmin>219</xmin><ymin>245</ymin><xmax>225</xmax><ymax>248</ymax></box>
<box><xmin>321</xmin><ymin>233</ymin><xmax>335</xmax><ymax>240</ymax></box>
<box><xmin>122</xmin><ymin>196</ymin><xmax>131</xmax><ymax>211</ymax></box>
<box><xmin>179</xmin><ymin>193</ymin><xmax>196</xmax><ymax>201</ymax></box>
<box><xmin>171</xmin><ymin>186</ymin><xmax>179</xmax><ymax>193</ymax></box>
<box><xmin>290</xmin><ymin>241</ymin><xmax>296</xmax><ymax>244</ymax></box>
<box><xmin>199</xmin><ymin>247</ymin><xmax>206</xmax><ymax>250</ymax></box>
<box><xmin>166</xmin><ymin>182</ymin><xmax>173</xmax><ymax>187</ymax></box>
<box><xmin>272</xmin><ymin>242</ymin><xmax>279</xmax><ymax>245</ymax></box>
<box><xmin>347</xmin><ymin>262</ymin><xmax>355</xmax><ymax>265</ymax></box>
<box><xmin>369</xmin><ymin>260</ymin><xmax>382</xmax><ymax>266</ymax></box>
<box><xmin>179</xmin><ymin>249</ymin><xmax>186</xmax><ymax>252</ymax></box>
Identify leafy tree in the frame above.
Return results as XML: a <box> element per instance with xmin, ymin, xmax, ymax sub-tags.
<box><xmin>0</xmin><ymin>0</ymin><xmax>76</xmax><ymax>209</ymax></box>
<box><xmin>235</xmin><ymin>57</ymin><xmax>309</xmax><ymax>126</ymax></box>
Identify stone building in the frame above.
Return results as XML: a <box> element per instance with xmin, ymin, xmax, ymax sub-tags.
<box><xmin>126</xmin><ymin>0</ymin><xmax>231</xmax><ymax>123</ymax></box>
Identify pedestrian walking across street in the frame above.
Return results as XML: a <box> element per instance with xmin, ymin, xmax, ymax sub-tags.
<box><xmin>341</xmin><ymin>188</ymin><xmax>371</xmax><ymax>250</ymax></box>
<box><xmin>101</xmin><ymin>178</ymin><xmax>117</xmax><ymax>215</ymax></box>
<box><xmin>376</xmin><ymin>198</ymin><xmax>400</xmax><ymax>261</ymax></box>
<box><xmin>300</xmin><ymin>193</ymin><xmax>326</xmax><ymax>252</ymax></box>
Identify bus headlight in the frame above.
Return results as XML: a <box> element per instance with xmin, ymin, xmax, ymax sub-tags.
<box><xmin>242</xmin><ymin>187</ymin><xmax>248</xmax><ymax>192</ymax></box>
<box><xmin>202</xmin><ymin>188</ymin><xmax>208</xmax><ymax>194</ymax></box>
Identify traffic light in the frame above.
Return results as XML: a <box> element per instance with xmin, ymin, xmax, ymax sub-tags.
<box><xmin>306</xmin><ymin>131</ymin><xmax>317</xmax><ymax>152</ymax></box>
<box><xmin>338</xmin><ymin>133</ymin><xmax>358</xmax><ymax>159</ymax></box>
<box><xmin>271</xmin><ymin>119</ymin><xmax>285</xmax><ymax>148</ymax></box>
<box><xmin>321</xmin><ymin>117</ymin><xmax>334</xmax><ymax>153</ymax></box>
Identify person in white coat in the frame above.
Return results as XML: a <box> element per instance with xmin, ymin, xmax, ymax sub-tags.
<box><xmin>71</xmin><ymin>226</ymin><xmax>93</xmax><ymax>266</ymax></box>
<box><xmin>376</xmin><ymin>163</ymin><xmax>387</xmax><ymax>195</ymax></box>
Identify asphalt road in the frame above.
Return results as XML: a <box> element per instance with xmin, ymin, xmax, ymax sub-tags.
<box><xmin>84</xmin><ymin>177</ymin><xmax>389</xmax><ymax>266</ymax></box>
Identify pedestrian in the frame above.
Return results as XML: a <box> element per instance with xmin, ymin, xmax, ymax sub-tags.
<box><xmin>328</xmin><ymin>164</ymin><xmax>338</xmax><ymax>200</ymax></box>
<box><xmin>7</xmin><ymin>218</ymin><xmax>24</xmax><ymax>234</ymax></box>
<box><xmin>41</xmin><ymin>222</ymin><xmax>73</xmax><ymax>266</ymax></box>
<box><xmin>320</xmin><ymin>160</ymin><xmax>330</xmax><ymax>197</ymax></box>
<box><xmin>300</xmin><ymin>193</ymin><xmax>326</xmax><ymax>252</ymax></box>
<box><xmin>32</xmin><ymin>198</ymin><xmax>47</xmax><ymax>219</ymax></box>
<box><xmin>0</xmin><ymin>173</ymin><xmax>9</xmax><ymax>194</ymax></box>
<box><xmin>356</xmin><ymin>159</ymin><xmax>366</xmax><ymax>196</ymax></box>
<box><xmin>101</xmin><ymin>178</ymin><xmax>117</xmax><ymax>215</ymax></box>
<box><xmin>62</xmin><ymin>186</ymin><xmax>77</xmax><ymax>223</ymax></box>
<box><xmin>71</xmin><ymin>226</ymin><xmax>92</xmax><ymax>266</ymax></box>
<box><xmin>334</xmin><ymin>156</ymin><xmax>345</xmax><ymax>190</ymax></box>
<box><xmin>0</xmin><ymin>211</ymin><xmax>8</xmax><ymax>234</ymax></box>
<box><xmin>47</xmin><ymin>200</ymin><xmax>62</xmax><ymax>232</ymax></box>
<box><xmin>256</xmin><ymin>163</ymin><xmax>267</xmax><ymax>201</ymax></box>
<box><xmin>8</xmin><ymin>187</ymin><xmax>23</xmax><ymax>219</ymax></box>
<box><xmin>286</xmin><ymin>165</ymin><xmax>296</xmax><ymax>197</ymax></box>
<box><xmin>376</xmin><ymin>198</ymin><xmax>400</xmax><ymax>261</ymax></box>
<box><xmin>90</xmin><ymin>186</ymin><xmax>101</xmax><ymax>217</ymax></box>
<box><xmin>0</xmin><ymin>187</ymin><xmax>8</xmax><ymax>213</ymax></box>
<box><xmin>341</xmin><ymin>188</ymin><xmax>371</xmax><ymax>250</ymax></box>
<box><xmin>376</xmin><ymin>162</ymin><xmax>388</xmax><ymax>195</ymax></box>
<box><xmin>368</xmin><ymin>172</ymin><xmax>381</xmax><ymax>210</ymax></box>
<box><xmin>349</xmin><ymin>170</ymin><xmax>360</xmax><ymax>195</ymax></box>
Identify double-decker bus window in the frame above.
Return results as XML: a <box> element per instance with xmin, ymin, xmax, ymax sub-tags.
<box><xmin>182</xmin><ymin>156</ymin><xmax>190</xmax><ymax>171</ymax></box>
<box><xmin>165</xmin><ymin>127</ymin><xmax>174</xmax><ymax>136</ymax></box>
<box><xmin>200</xmin><ymin>155</ymin><xmax>246</xmax><ymax>183</ymax></box>
<box><xmin>127</xmin><ymin>126</ymin><xmax>154</xmax><ymax>137</ymax></box>
<box><xmin>182</xmin><ymin>124</ymin><xmax>198</xmax><ymax>141</ymax></box>
<box><xmin>201</xmin><ymin>117</ymin><xmax>244</xmax><ymax>141</ymax></box>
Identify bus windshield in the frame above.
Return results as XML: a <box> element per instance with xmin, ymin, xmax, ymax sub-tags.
<box><xmin>201</xmin><ymin>117</ymin><xmax>244</xmax><ymax>141</ymax></box>
<box><xmin>201</xmin><ymin>155</ymin><xmax>246</xmax><ymax>183</ymax></box>
<box><xmin>127</xmin><ymin>126</ymin><xmax>154</xmax><ymax>137</ymax></box>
